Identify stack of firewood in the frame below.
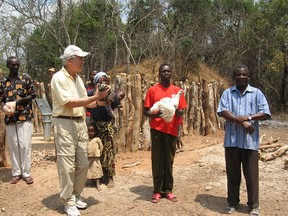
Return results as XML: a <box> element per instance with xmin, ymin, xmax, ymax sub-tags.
<box><xmin>259</xmin><ymin>135</ymin><xmax>288</xmax><ymax>163</ymax></box>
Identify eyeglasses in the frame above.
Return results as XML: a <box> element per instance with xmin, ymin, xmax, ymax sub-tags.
<box><xmin>161</xmin><ymin>70</ymin><xmax>171</xmax><ymax>73</ymax></box>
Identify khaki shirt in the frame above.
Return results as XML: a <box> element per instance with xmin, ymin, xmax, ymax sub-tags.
<box><xmin>51</xmin><ymin>67</ymin><xmax>87</xmax><ymax>117</ymax></box>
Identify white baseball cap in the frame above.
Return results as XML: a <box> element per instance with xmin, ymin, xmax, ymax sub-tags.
<box><xmin>60</xmin><ymin>45</ymin><xmax>89</xmax><ymax>59</ymax></box>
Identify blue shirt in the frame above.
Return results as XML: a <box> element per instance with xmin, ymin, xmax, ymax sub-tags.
<box><xmin>217</xmin><ymin>84</ymin><xmax>271</xmax><ymax>150</ymax></box>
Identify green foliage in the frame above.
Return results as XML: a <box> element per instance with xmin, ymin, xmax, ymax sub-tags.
<box><xmin>2</xmin><ymin>0</ymin><xmax>287</xmax><ymax>110</ymax></box>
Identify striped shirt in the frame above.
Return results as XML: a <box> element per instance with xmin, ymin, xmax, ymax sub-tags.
<box><xmin>217</xmin><ymin>84</ymin><xmax>271</xmax><ymax>150</ymax></box>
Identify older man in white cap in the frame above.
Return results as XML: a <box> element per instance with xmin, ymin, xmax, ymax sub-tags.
<box><xmin>50</xmin><ymin>45</ymin><xmax>109</xmax><ymax>216</ymax></box>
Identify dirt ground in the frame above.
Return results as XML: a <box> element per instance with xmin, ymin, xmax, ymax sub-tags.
<box><xmin>0</xmin><ymin>114</ymin><xmax>287</xmax><ymax>216</ymax></box>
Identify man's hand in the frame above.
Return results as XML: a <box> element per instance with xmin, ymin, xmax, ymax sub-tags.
<box><xmin>3</xmin><ymin>101</ymin><xmax>16</xmax><ymax>117</ymax></box>
<box><xmin>94</xmin><ymin>85</ymin><xmax>110</xmax><ymax>101</ymax></box>
<box><xmin>241</xmin><ymin>121</ymin><xmax>255</xmax><ymax>134</ymax></box>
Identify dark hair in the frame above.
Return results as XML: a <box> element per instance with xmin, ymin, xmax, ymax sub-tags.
<box><xmin>233</xmin><ymin>64</ymin><xmax>249</xmax><ymax>75</ymax></box>
<box><xmin>6</xmin><ymin>56</ymin><xmax>18</xmax><ymax>67</ymax></box>
<box><xmin>159</xmin><ymin>63</ymin><xmax>171</xmax><ymax>73</ymax></box>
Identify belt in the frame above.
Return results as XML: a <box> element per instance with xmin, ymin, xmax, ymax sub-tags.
<box><xmin>56</xmin><ymin>115</ymin><xmax>83</xmax><ymax>120</ymax></box>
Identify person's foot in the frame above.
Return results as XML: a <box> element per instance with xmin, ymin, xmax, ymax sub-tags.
<box><xmin>95</xmin><ymin>178</ymin><xmax>102</xmax><ymax>191</ymax></box>
<box><xmin>166</xmin><ymin>193</ymin><xmax>178</xmax><ymax>202</ymax></box>
<box><xmin>23</xmin><ymin>176</ymin><xmax>34</xmax><ymax>185</ymax></box>
<box><xmin>107</xmin><ymin>176</ymin><xmax>114</xmax><ymax>188</ymax></box>
<box><xmin>225</xmin><ymin>205</ymin><xmax>239</xmax><ymax>214</ymax></box>
<box><xmin>150</xmin><ymin>193</ymin><xmax>161</xmax><ymax>203</ymax></box>
<box><xmin>10</xmin><ymin>175</ymin><xmax>21</xmax><ymax>184</ymax></box>
<box><xmin>249</xmin><ymin>207</ymin><xmax>259</xmax><ymax>216</ymax></box>
<box><xmin>75</xmin><ymin>197</ymin><xmax>87</xmax><ymax>209</ymax></box>
<box><xmin>64</xmin><ymin>205</ymin><xmax>80</xmax><ymax>216</ymax></box>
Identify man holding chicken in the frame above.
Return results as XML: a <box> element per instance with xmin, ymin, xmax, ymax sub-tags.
<box><xmin>143</xmin><ymin>63</ymin><xmax>187</xmax><ymax>203</ymax></box>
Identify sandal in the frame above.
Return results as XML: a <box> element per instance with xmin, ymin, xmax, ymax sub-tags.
<box><xmin>23</xmin><ymin>176</ymin><xmax>34</xmax><ymax>185</ymax></box>
<box><xmin>150</xmin><ymin>193</ymin><xmax>161</xmax><ymax>203</ymax></box>
<box><xmin>166</xmin><ymin>193</ymin><xmax>178</xmax><ymax>202</ymax></box>
<box><xmin>10</xmin><ymin>176</ymin><xmax>21</xmax><ymax>184</ymax></box>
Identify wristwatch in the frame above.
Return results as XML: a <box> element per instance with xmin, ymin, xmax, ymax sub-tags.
<box><xmin>248</xmin><ymin>116</ymin><xmax>252</xmax><ymax>121</ymax></box>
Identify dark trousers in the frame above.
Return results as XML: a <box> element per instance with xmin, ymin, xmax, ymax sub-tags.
<box><xmin>225</xmin><ymin>147</ymin><xmax>259</xmax><ymax>209</ymax></box>
<box><xmin>150</xmin><ymin>129</ymin><xmax>177</xmax><ymax>194</ymax></box>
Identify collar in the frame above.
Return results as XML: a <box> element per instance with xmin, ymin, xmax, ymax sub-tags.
<box><xmin>231</xmin><ymin>84</ymin><xmax>253</xmax><ymax>95</ymax></box>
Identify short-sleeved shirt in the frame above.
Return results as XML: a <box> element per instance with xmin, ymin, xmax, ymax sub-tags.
<box><xmin>50</xmin><ymin>67</ymin><xmax>87</xmax><ymax>117</ymax></box>
<box><xmin>217</xmin><ymin>84</ymin><xmax>271</xmax><ymax>150</ymax></box>
<box><xmin>0</xmin><ymin>73</ymin><xmax>36</xmax><ymax>125</ymax></box>
<box><xmin>144</xmin><ymin>83</ymin><xmax>188</xmax><ymax>137</ymax></box>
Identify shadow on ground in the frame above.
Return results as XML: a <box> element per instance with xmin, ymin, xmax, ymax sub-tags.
<box><xmin>130</xmin><ymin>185</ymin><xmax>153</xmax><ymax>201</ymax></box>
<box><xmin>0</xmin><ymin>167</ymin><xmax>11</xmax><ymax>183</ymax></box>
<box><xmin>195</xmin><ymin>194</ymin><xmax>249</xmax><ymax>214</ymax></box>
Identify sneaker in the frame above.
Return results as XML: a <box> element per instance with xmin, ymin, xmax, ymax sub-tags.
<box><xmin>76</xmin><ymin>197</ymin><xmax>87</xmax><ymax>209</ymax></box>
<box><xmin>64</xmin><ymin>205</ymin><xmax>80</xmax><ymax>216</ymax></box>
<box><xmin>225</xmin><ymin>205</ymin><xmax>238</xmax><ymax>214</ymax></box>
<box><xmin>250</xmin><ymin>207</ymin><xmax>259</xmax><ymax>216</ymax></box>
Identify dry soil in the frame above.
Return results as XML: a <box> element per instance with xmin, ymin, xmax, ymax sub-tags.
<box><xmin>0</xmin><ymin>114</ymin><xmax>287</xmax><ymax>216</ymax></box>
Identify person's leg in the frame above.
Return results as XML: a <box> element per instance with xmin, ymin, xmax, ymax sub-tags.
<box><xmin>100</xmin><ymin>136</ymin><xmax>116</xmax><ymax>187</ymax></box>
<box><xmin>162</xmin><ymin>133</ymin><xmax>177</xmax><ymax>194</ymax></box>
<box><xmin>74</xmin><ymin>120</ymin><xmax>89</xmax><ymax>198</ymax></box>
<box><xmin>225</xmin><ymin>148</ymin><xmax>241</xmax><ymax>207</ymax></box>
<box><xmin>18</xmin><ymin>121</ymin><xmax>33</xmax><ymax>179</ymax></box>
<box><xmin>151</xmin><ymin>129</ymin><xmax>164</xmax><ymax>194</ymax></box>
<box><xmin>6</xmin><ymin>124</ymin><xmax>21</xmax><ymax>178</ymax></box>
<box><xmin>54</xmin><ymin>118</ymin><xmax>77</xmax><ymax>206</ymax></box>
<box><xmin>107</xmin><ymin>137</ymin><xmax>116</xmax><ymax>188</ymax></box>
<box><xmin>242</xmin><ymin>149</ymin><xmax>259</xmax><ymax>209</ymax></box>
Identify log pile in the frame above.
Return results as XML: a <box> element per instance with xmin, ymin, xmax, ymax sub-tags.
<box><xmin>259</xmin><ymin>135</ymin><xmax>288</xmax><ymax>162</ymax></box>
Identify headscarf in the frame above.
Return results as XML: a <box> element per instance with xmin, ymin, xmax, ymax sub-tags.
<box><xmin>93</xmin><ymin>71</ymin><xmax>107</xmax><ymax>85</ymax></box>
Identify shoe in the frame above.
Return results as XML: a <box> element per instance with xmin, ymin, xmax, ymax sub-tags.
<box><xmin>76</xmin><ymin>197</ymin><xmax>87</xmax><ymax>209</ymax></box>
<box><xmin>166</xmin><ymin>193</ymin><xmax>178</xmax><ymax>202</ymax></box>
<box><xmin>10</xmin><ymin>175</ymin><xmax>21</xmax><ymax>184</ymax></box>
<box><xmin>64</xmin><ymin>205</ymin><xmax>80</xmax><ymax>216</ymax></box>
<box><xmin>23</xmin><ymin>176</ymin><xmax>34</xmax><ymax>185</ymax></box>
<box><xmin>250</xmin><ymin>207</ymin><xmax>259</xmax><ymax>216</ymax></box>
<box><xmin>150</xmin><ymin>193</ymin><xmax>161</xmax><ymax>203</ymax></box>
<box><xmin>225</xmin><ymin>205</ymin><xmax>238</xmax><ymax>214</ymax></box>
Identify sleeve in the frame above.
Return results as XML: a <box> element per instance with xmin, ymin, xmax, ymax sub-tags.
<box><xmin>51</xmin><ymin>75</ymin><xmax>74</xmax><ymax>106</ymax></box>
<box><xmin>25</xmin><ymin>74</ymin><xmax>37</xmax><ymax>99</ymax></box>
<box><xmin>177</xmin><ymin>91</ymin><xmax>188</xmax><ymax>109</ymax></box>
<box><xmin>217</xmin><ymin>89</ymin><xmax>229</xmax><ymax>114</ymax></box>
<box><xmin>143</xmin><ymin>88</ymin><xmax>153</xmax><ymax>109</ymax></box>
<box><xmin>257</xmin><ymin>90</ymin><xmax>271</xmax><ymax>116</ymax></box>
<box><xmin>111</xmin><ymin>94</ymin><xmax>120</xmax><ymax>109</ymax></box>
<box><xmin>0</xmin><ymin>80</ymin><xmax>6</xmax><ymax>103</ymax></box>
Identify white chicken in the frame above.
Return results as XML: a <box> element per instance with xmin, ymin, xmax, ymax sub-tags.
<box><xmin>149</xmin><ymin>90</ymin><xmax>184</xmax><ymax>122</ymax></box>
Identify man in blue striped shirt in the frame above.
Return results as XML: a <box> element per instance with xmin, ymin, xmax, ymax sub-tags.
<box><xmin>217</xmin><ymin>64</ymin><xmax>271</xmax><ymax>216</ymax></box>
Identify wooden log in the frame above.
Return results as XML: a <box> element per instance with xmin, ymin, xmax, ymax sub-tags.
<box><xmin>188</xmin><ymin>82</ymin><xmax>197</xmax><ymax>134</ymax></box>
<box><xmin>260</xmin><ymin>137</ymin><xmax>281</xmax><ymax>146</ymax></box>
<box><xmin>122</xmin><ymin>162</ymin><xmax>141</xmax><ymax>168</ymax></box>
<box><xmin>115</xmin><ymin>74</ymin><xmax>127</xmax><ymax>153</ymax></box>
<box><xmin>126</xmin><ymin>75</ymin><xmax>135</xmax><ymax>152</ymax></box>
<box><xmin>181</xmin><ymin>79</ymin><xmax>189</xmax><ymax>136</ymax></box>
<box><xmin>259</xmin><ymin>143</ymin><xmax>283</xmax><ymax>150</ymax></box>
<box><xmin>202</xmin><ymin>80</ymin><xmax>210</xmax><ymax>136</ymax></box>
<box><xmin>0</xmin><ymin>110</ymin><xmax>8</xmax><ymax>167</ymax></box>
<box><xmin>131</xmin><ymin>74</ymin><xmax>142</xmax><ymax>152</ymax></box>
<box><xmin>260</xmin><ymin>145</ymin><xmax>288</xmax><ymax>162</ymax></box>
<box><xmin>208</xmin><ymin>83</ymin><xmax>217</xmax><ymax>133</ymax></box>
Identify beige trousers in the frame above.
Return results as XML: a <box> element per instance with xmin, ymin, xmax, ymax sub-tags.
<box><xmin>53</xmin><ymin>117</ymin><xmax>89</xmax><ymax>206</ymax></box>
<box><xmin>6</xmin><ymin>121</ymin><xmax>32</xmax><ymax>178</ymax></box>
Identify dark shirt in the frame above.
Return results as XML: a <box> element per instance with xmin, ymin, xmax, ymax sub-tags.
<box><xmin>0</xmin><ymin>73</ymin><xmax>36</xmax><ymax>125</ymax></box>
<box><xmin>87</xmin><ymin>90</ymin><xmax>121</xmax><ymax>122</ymax></box>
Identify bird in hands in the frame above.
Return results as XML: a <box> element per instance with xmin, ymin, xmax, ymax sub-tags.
<box><xmin>150</xmin><ymin>90</ymin><xmax>184</xmax><ymax>122</ymax></box>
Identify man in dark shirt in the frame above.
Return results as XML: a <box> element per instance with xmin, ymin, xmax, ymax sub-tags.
<box><xmin>0</xmin><ymin>56</ymin><xmax>36</xmax><ymax>185</ymax></box>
